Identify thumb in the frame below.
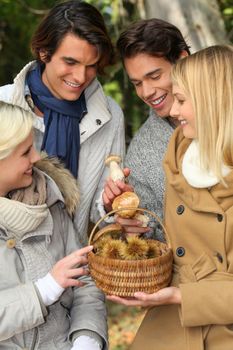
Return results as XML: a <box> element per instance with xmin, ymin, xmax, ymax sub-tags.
<box><xmin>134</xmin><ymin>292</ymin><xmax>149</xmax><ymax>300</ymax></box>
<box><xmin>123</xmin><ymin>167</ymin><xmax>130</xmax><ymax>177</ymax></box>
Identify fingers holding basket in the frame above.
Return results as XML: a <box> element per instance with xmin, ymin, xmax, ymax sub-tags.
<box><xmin>115</xmin><ymin>215</ymin><xmax>151</xmax><ymax>236</ymax></box>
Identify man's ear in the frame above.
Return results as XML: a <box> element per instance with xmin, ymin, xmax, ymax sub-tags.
<box><xmin>179</xmin><ymin>50</ymin><xmax>189</xmax><ymax>59</ymax></box>
<box><xmin>39</xmin><ymin>49</ymin><xmax>48</xmax><ymax>62</ymax></box>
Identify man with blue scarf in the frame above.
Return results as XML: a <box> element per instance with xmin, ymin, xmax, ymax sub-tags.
<box><xmin>0</xmin><ymin>0</ymin><xmax>125</xmax><ymax>247</ymax></box>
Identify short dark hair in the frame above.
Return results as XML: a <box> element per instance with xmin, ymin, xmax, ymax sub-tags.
<box><xmin>117</xmin><ymin>18</ymin><xmax>191</xmax><ymax>64</ymax></box>
<box><xmin>31</xmin><ymin>0</ymin><xmax>114</xmax><ymax>74</ymax></box>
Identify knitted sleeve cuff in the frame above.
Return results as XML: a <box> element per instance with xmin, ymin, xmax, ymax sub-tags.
<box><xmin>35</xmin><ymin>272</ymin><xmax>65</xmax><ymax>306</ymax></box>
<box><xmin>71</xmin><ymin>329</ymin><xmax>103</xmax><ymax>349</ymax></box>
<box><xmin>96</xmin><ymin>190</ymin><xmax>114</xmax><ymax>224</ymax></box>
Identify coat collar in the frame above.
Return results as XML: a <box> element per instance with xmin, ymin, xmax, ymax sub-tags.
<box><xmin>163</xmin><ymin>127</ymin><xmax>233</xmax><ymax>213</ymax></box>
<box><xmin>10</xmin><ymin>61</ymin><xmax>112</xmax><ymax>144</ymax></box>
<box><xmin>81</xmin><ymin>77</ymin><xmax>112</xmax><ymax>143</ymax></box>
<box><xmin>35</xmin><ymin>156</ymin><xmax>80</xmax><ymax>217</ymax></box>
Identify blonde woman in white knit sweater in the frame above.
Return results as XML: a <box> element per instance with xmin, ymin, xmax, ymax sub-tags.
<box><xmin>0</xmin><ymin>103</ymin><xmax>107</xmax><ymax>349</ymax></box>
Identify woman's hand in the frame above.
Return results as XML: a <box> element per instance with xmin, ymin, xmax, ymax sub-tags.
<box><xmin>50</xmin><ymin>245</ymin><xmax>93</xmax><ymax>288</ymax></box>
<box><xmin>107</xmin><ymin>287</ymin><xmax>181</xmax><ymax>307</ymax></box>
<box><xmin>103</xmin><ymin>168</ymin><xmax>133</xmax><ymax>212</ymax></box>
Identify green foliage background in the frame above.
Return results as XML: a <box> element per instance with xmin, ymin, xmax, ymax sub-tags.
<box><xmin>0</xmin><ymin>0</ymin><xmax>148</xmax><ymax>141</ymax></box>
<box><xmin>0</xmin><ymin>0</ymin><xmax>232</xmax><ymax>139</ymax></box>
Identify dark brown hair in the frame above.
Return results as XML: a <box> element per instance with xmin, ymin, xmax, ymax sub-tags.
<box><xmin>117</xmin><ymin>18</ymin><xmax>190</xmax><ymax>64</ymax></box>
<box><xmin>31</xmin><ymin>0</ymin><xmax>115</xmax><ymax>74</ymax></box>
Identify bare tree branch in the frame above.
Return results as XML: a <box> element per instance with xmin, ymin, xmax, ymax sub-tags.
<box><xmin>16</xmin><ymin>0</ymin><xmax>50</xmax><ymax>15</ymax></box>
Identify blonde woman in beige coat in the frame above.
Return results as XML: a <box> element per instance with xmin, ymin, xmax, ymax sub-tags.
<box><xmin>108</xmin><ymin>45</ymin><xmax>233</xmax><ymax>350</ymax></box>
<box><xmin>0</xmin><ymin>103</ymin><xmax>108</xmax><ymax>349</ymax></box>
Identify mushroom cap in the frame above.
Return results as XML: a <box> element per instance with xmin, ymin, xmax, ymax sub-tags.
<box><xmin>105</xmin><ymin>154</ymin><xmax>122</xmax><ymax>166</ymax></box>
<box><xmin>92</xmin><ymin>223</ymin><xmax>122</xmax><ymax>243</ymax></box>
<box><xmin>112</xmin><ymin>192</ymin><xmax>140</xmax><ymax>218</ymax></box>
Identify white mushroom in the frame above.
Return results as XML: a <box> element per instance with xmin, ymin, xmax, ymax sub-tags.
<box><xmin>105</xmin><ymin>155</ymin><xmax>125</xmax><ymax>182</ymax></box>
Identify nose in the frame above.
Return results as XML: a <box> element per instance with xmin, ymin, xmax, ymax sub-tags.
<box><xmin>73</xmin><ymin>65</ymin><xmax>86</xmax><ymax>84</ymax></box>
<box><xmin>141</xmin><ymin>82</ymin><xmax>155</xmax><ymax>100</ymax></box>
<box><xmin>170</xmin><ymin>100</ymin><xmax>179</xmax><ymax>119</ymax></box>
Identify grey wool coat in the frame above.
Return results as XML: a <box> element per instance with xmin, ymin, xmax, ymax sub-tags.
<box><xmin>0</xmin><ymin>158</ymin><xmax>108</xmax><ymax>349</ymax></box>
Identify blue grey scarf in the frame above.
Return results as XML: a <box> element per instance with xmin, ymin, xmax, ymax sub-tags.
<box><xmin>27</xmin><ymin>64</ymin><xmax>87</xmax><ymax>177</ymax></box>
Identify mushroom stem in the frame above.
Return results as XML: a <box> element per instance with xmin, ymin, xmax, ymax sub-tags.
<box><xmin>105</xmin><ymin>155</ymin><xmax>125</xmax><ymax>182</ymax></box>
<box><xmin>109</xmin><ymin>161</ymin><xmax>124</xmax><ymax>182</ymax></box>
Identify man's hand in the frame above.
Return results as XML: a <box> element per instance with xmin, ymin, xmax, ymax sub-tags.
<box><xmin>103</xmin><ymin>168</ymin><xmax>132</xmax><ymax>212</ymax></box>
<box><xmin>115</xmin><ymin>215</ymin><xmax>151</xmax><ymax>236</ymax></box>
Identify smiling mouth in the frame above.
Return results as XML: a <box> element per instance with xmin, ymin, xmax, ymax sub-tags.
<box><xmin>150</xmin><ymin>94</ymin><xmax>167</xmax><ymax>106</ymax></box>
<box><xmin>64</xmin><ymin>80</ymin><xmax>82</xmax><ymax>88</ymax></box>
<box><xmin>25</xmin><ymin>168</ymin><xmax>33</xmax><ymax>175</ymax></box>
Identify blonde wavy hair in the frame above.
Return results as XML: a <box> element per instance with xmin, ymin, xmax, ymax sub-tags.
<box><xmin>0</xmin><ymin>103</ymin><xmax>33</xmax><ymax>160</ymax></box>
<box><xmin>171</xmin><ymin>45</ymin><xmax>233</xmax><ymax>185</ymax></box>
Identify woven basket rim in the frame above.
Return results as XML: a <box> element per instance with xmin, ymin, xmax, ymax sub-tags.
<box><xmin>88</xmin><ymin>207</ymin><xmax>170</xmax><ymax>246</ymax></box>
<box><xmin>89</xmin><ymin>241</ymin><xmax>171</xmax><ymax>265</ymax></box>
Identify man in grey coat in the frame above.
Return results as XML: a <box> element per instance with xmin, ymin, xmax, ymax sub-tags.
<box><xmin>103</xmin><ymin>19</ymin><xmax>190</xmax><ymax>239</ymax></box>
<box><xmin>0</xmin><ymin>1</ymin><xmax>125</xmax><ymax>244</ymax></box>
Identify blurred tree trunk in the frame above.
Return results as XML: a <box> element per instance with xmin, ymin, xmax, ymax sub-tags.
<box><xmin>144</xmin><ymin>0</ymin><xmax>229</xmax><ymax>52</ymax></box>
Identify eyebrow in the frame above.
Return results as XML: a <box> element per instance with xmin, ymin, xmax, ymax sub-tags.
<box><xmin>130</xmin><ymin>68</ymin><xmax>162</xmax><ymax>83</ymax></box>
<box><xmin>62</xmin><ymin>56</ymin><xmax>80</xmax><ymax>63</ymax></box>
<box><xmin>61</xmin><ymin>56</ymin><xmax>99</xmax><ymax>66</ymax></box>
<box><xmin>173</xmin><ymin>93</ymin><xmax>185</xmax><ymax>98</ymax></box>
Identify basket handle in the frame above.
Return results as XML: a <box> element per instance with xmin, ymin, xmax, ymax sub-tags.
<box><xmin>88</xmin><ymin>207</ymin><xmax>170</xmax><ymax>247</ymax></box>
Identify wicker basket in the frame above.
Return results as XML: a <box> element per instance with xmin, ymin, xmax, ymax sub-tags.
<box><xmin>88</xmin><ymin>208</ymin><xmax>173</xmax><ymax>297</ymax></box>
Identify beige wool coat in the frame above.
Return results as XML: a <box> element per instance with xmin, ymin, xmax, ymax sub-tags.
<box><xmin>131</xmin><ymin>127</ymin><xmax>233</xmax><ymax>350</ymax></box>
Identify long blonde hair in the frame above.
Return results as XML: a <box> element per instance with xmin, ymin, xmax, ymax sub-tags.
<box><xmin>0</xmin><ymin>103</ymin><xmax>33</xmax><ymax>160</ymax></box>
<box><xmin>171</xmin><ymin>45</ymin><xmax>233</xmax><ymax>184</ymax></box>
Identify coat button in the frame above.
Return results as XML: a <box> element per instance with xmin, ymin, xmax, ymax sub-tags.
<box><xmin>176</xmin><ymin>205</ymin><xmax>185</xmax><ymax>215</ymax></box>
<box><xmin>96</xmin><ymin>119</ymin><xmax>102</xmax><ymax>125</ymax></box>
<box><xmin>176</xmin><ymin>247</ymin><xmax>185</xmax><ymax>257</ymax></box>
<box><xmin>214</xmin><ymin>251</ymin><xmax>223</xmax><ymax>263</ymax></box>
<box><xmin>6</xmin><ymin>238</ymin><xmax>16</xmax><ymax>249</ymax></box>
<box><xmin>217</xmin><ymin>214</ymin><xmax>223</xmax><ymax>222</ymax></box>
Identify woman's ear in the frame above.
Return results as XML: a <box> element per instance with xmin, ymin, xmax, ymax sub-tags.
<box><xmin>179</xmin><ymin>50</ymin><xmax>189</xmax><ymax>59</ymax></box>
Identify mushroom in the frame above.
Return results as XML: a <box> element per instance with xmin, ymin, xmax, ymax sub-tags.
<box><xmin>105</xmin><ymin>155</ymin><xmax>125</xmax><ymax>182</ymax></box>
<box><xmin>112</xmin><ymin>191</ymin><xmax>140</xmax><ymax>218</ymax></box>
